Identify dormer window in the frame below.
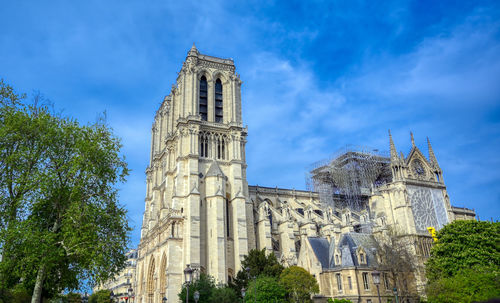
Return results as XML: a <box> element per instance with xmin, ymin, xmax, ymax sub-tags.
<box><xmin>335</xmin><ymin>254</ymin><xmax>340</xmax><ymax>265</ymax></box>
<box><xmin>360</xmin><ymin>253</ymin><xmax>365</xmax><ymax>263</ymax></box>
<box><xmin>199</xmin><ymin>76</ymin><xmax>208</xmax><ymax>121</ymax></box>
<box><xmin>215</xmin><ymin>79</ymin><xmax>223</xmax><ymax>123</ymax></box>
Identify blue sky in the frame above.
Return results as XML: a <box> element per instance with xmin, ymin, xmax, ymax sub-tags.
<box><xmin>1</xmin><ymin>0</ymin><xmax>499</xmax><ymax>246</ymax></box>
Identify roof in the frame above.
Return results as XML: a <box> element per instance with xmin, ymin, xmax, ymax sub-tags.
<box><xmin>306</xmin><ymin>233</ymin><xmax>379</xmax><ymax>270</ymax></box>
<box><xmin>308</xmin><ymin>237</ymin><xmax>330</xmax><ymax>269</ymax></box>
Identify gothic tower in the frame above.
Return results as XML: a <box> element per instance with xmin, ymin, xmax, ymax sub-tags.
<box><xmin>136</xmin><ymin>45</ymin><xmax>254</xmax><ymax>302</ymax></box>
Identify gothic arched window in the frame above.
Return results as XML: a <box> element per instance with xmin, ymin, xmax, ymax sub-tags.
<box><xmin>199</xmin><ymin>76</ymin><xmax>208</xmax><ymax>121</ymax></box>
<box><xmin>215</xmin><ymin>78</ymin><xmax>223</xmax><ymax>123</ymax></box>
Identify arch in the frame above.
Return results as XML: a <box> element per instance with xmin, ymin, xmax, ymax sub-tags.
<box><xmin>199</xmin><ymin>76</ymin><xmax>208</xmax><ymax>121</ymax></box>
<box><xmin>159</xmin><ymin>253</ymin><xmax>167</xmax><ymax>298</ymax></box>
<box><xmin>139</xmin><ymin>265</ymin><xmax>144</xmax><ymax>295</ymax></box>
<box><xmin>147</xmin><ymin>257</ymin><xmax>156</xmax><ymax>302</ymax></box>
<box><xmin>214</xmin><ymin>78</ymin><xmax>223</xmax><ymax>123</ymax></box>
<box><xmin>199</xmin><ymin>131</ymin><xmax>209</xmax><ymax>158</ymax></box>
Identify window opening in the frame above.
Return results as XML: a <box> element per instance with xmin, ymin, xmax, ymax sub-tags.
<box><xmin>336</xmin><ymin>273</ymin><xmax>342</xmax><ymax>291</ymax></box>
<box><xmin>199</xmin><ymin>76</ymin><xmax>208</xmax><ymax>121</ymax></box>
<box><xmin>215</xmin><ymin>78</ymin><xmax>223</xmax><ymax>123</ymax></box>
<box><xmin>362</xmin><ymin>272</ymin><xmax>369</xmax><ymax>290</ymax></box>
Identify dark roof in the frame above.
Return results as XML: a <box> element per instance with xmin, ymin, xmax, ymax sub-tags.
<box><xmin>308</xmin><ymin>237</ymin><xmax>330</xmax><ymax>269</ymax></box>
<box><xmin>338</xmin><ymin>233</ymin><xmax>378</xmax><ymax>267</ymax></box>
<box><xmin>307</xmin><ymin>233</ymin><xmax>379</xmax><ymax>270</ymax></box>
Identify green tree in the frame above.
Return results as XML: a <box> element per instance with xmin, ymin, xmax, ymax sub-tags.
<box><xmin>178</xmin><ymin>273</ymin><xmax>216</xmax><ymax>302</ymax></box>
<box><xmin>425</xmin><ymin>220</ymin><xmax>500</xmax><ymax>302</ymax></box>
<box><xmin>65</xmin><ymin>292</ymin><xmax>82</xmax><ymax>303</ymax></box>
<box><xmin>230</xmin><ymin>248</ymin><xmax>285</xmax><ymax>297</ymax></box>
<box><xmin>244</xmin><ymin>276</ymin><xmax>286</xmax><ymax>303</ymax></box>
<box><xmin>0</xmin><ymin>81</ymin><xmax>130</xmax><ymax>303</ymax></box>
<box><xmin>279</xmin><ymin>266</ymin><xmax>319</xmax><ymax>303</ymax></box>
<box><xmin>426</xmin><ymin>220</ymin><xmax>500</xmax><ymax>282</ymax></box>
<box><xmin>208</xmin><ymin>286</ymin><xmax>238</xmax><ymax>303</ymax></box>
<box><xmin>241</xmin><ymin>249</ymin><xmax>284</xmax><ymax>279</ymax></box>
<box><xmin>425</xmin><ymin>269</ymin><xmax>500</xmax><ymax>303</ymax></box>
<box><xmin>88</xmin><ymin>290</ymin><xmax>112</xmax><ymax>303</ymax></box>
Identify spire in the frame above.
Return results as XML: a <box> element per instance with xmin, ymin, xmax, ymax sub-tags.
<box><xmin>410</xmin><ymin>131</ymin><xmax>415</xmax><ymax>147</ymax></box>
<box><xmin>389</xmin><ymin>130</ymin><xmax>398</xmax><ymax>160</ymax></box>
<box><xmin>188</xmin><ymin>43</ymin><xmax>198</xmax><ymax>56</ymax></box>
<box><xmin>427</xmin><ymin>137</ymin><xmax>440</xmax><ymax>168</ymax></box>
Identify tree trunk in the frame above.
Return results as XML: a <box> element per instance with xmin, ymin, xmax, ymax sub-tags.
<box><xmin>31</xmin><ymin>260</ymin><xmax>46</xmax><ymax>303</ymax></box>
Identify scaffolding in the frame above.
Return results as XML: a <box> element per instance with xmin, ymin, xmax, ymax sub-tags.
<box><xmin>307</xmin><ymin>145</ymin><xmax>392</xmax><ymax>211</ymax></box>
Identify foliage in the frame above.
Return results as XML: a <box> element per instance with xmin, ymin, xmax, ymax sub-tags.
<box><xmin>426</xmin><ymin>220</ymin><xmax>500</xmax><ymax>282</ymax></box>
<box><xmin>0</xmin><ymin>80</ymin><xmax>130</xmax><ymax>302</ymax></box>
<box><xmin>0</xmin><ymin>284</ymin><xmax>31</xmax><ymax>303</ymax></box>
<box><xmin>88</xmin><ymin>290</ymin><xmax>112</xmax><ymax>303</ymax></box>
<box><xmin>327</xmin><ymin>299</ymin><xmax>353</xmax><ymax>303</ymax></box>
<box><xmin>178</xmin><ymin>273</ymin><xmax>216</xmax><ymax>302</ymax></box>
<box><xmin>425</xmin><ymin>269</ymin><xmax>500</xmax><ymax>303</ymax></box>
<box><xmin>65</xmin><ymin>292</ymin><xmax>82</xmax><ymax>303</ymax></box>
<box><xmin>244</xmin><ymin>276</ymin><xmax>286</xmax><ymax>303</ymax></box>
<box><xmin>241</xmin><ymin>249</ymin><xmax>284</xmax><ymax>279</ymax></box>
<box><xmin>208</xmin><ymin>286</ymin><xmax>238</xmax><ymax>303</ymax></box>
<box><xmin>425</xmin><ymin>220</ymin><xmax>500</xmax><ymax>302</ymax></box>
<box><xmin>279</xmin><ymin>266</ymin><xmax>319</xmax><ymax>303</ymax></box>
<box><xmin>230</xmin><ymin>248</ymin><xmax>285</xmax><ymax>297</ymax></box>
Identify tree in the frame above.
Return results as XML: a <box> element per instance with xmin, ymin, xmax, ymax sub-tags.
<box><xmin>0</xmin><ymin>81</ymin><xmax>130</xmax><ymax>302</ymax></box>
<box><xmin>426</xmin><ymin>220</ymin><xmax>500</xmax><ymax>282</ymax></box>
<box><xmin>230</xmin><ymin>248</ymin><xmax>285</xmax><ymax>297</ymax></box>
<box><xmin>244</xmin><ymin>276</ymin><xmax>286</xmax><ymax>303</ymax></box>
<box><xmin>374</xmin><ymin>228</ymin><xmax>419</xmax><ymax>302</ymax></box>
<box><xmin>241</xmin><ymin>248</ymin><xmax>284</xmax><ymax>279</ymax></box>
<box><xmin>279</xmin><ymin>266</ymin><xmax>319</xmax><ymax>303</ymax></box>
<box><xmin>88</xmin><ymin>290</ymin><xmax>113</xmax><ymax>303</ymax></box>
<box><xmin>208</xmin><ymin>286</ymin><xmax>238</xmax><ymax>303</ymax></box>
<box><xmin>178</xmin><ymin>273</ymin><xmax>216</xmax><ymax>302</ymax></box>
<box><xmin>425</xmin><ymin>220</ymin><xmax>500</xmax><ymax>302</ymax></box>
<box><xmin>425</xmin><ymin>269</ymin><xmax>500</xmax><ymax>303</ymax></box>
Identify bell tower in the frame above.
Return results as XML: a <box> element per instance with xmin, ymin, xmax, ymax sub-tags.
<box><xmin>137</xmin><ymin>45</ymin><xmax>254</xmax><ymax>301</ymax></box>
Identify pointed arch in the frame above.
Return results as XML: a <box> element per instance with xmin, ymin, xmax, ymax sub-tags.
<box><xmin>147</xmin><ymin>257</ymin><xmax>156</xmax><ymax>302</ymax></box>
<box><xmin>199</xmin><ymin>76</ymin><xmax>208</xmax><ymax>121</ymax></box>
<box><xmin>215</xmin><ymin>78</ymin><xmax>223</xmax><ymax>123</ymax></box>
<box><xmin>159</xmin><ymin>252</ymin><xmax>167</xmax><ymax>298</ymax></box>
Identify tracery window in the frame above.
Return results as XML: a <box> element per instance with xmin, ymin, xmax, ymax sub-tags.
<box><xmin>215</xmin><ymin>78</ymin><xmax>223</xmax><ymax>123</ymax></box>
<box><xmin>199</xmin><ymin>133</ymin><xmax>209</xmax><ymax>158</ymax></box>
<box><xmin>199</xmin><ymin>76</ymin><xmax>208</xmax><ymax>121</ymax></box>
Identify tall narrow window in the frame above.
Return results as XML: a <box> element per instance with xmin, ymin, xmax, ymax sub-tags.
<box><xmin>383</xmin><ymin>273</ymin><xmax>389</xmax><ymax>290</ymax></box>
<box><xmin>336</xmin><ymin>274</ymin><xmax>342</xmax><ymax>291</ymax></box>
<box><xmin>226</xmin><ymin>198</ymin><xmax>230</xmax><ymax>237</ymax></box>
<box><xmin>347</xmin><ymin>276</ymin><xmax>352</xmax><ymax>290</ymax></box>
<box><xmin>215</xmin><ymin>78</ymin><xmax>223</xmax><ymax>123</ymax></box>
<box><xmin>199</xmin><ymin>76</ymin><xmax>208</xmax><ymax>121</ymax></box>
<box><xmin>362</xmin><ymin>272</ymin><xmax>369</xmax><ymax>290</ymax></box>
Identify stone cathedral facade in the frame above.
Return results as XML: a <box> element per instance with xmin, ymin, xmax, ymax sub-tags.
<box><xmin>133</xmin><ymin>46</ymin><xmax>475</xmax><ymax>303</ymax></box>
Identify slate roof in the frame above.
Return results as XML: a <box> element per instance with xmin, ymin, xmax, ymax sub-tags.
<box><xmin>307</xmin><ymin>233</ymin><xmax>379</xmax><ymax>270</ymax></box>
<box><xmin>308</xmin><ymin>237</ymin><xmax>330</xmax><ymax>269</ymax></box>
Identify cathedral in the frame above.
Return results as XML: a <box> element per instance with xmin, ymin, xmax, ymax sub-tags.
<box><xmin>133</xmin><ymin>46</ymin><xmax>476</xmax><ymax>302</ymax></box>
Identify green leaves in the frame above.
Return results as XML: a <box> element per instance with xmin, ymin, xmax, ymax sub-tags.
<box><xmin>279</xmin><ymin>266</ymin><xmax>319</xmax><ymax>303</ymax></box>
<box><xmin>0</xmin><ymin>80</ymin><xmax>130</xmax><ymax>300</ymax></box>
<box><xmin>425</xmin><ymin>220</ymin><xmax>500</xmax><ymax>302</ymax></box>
